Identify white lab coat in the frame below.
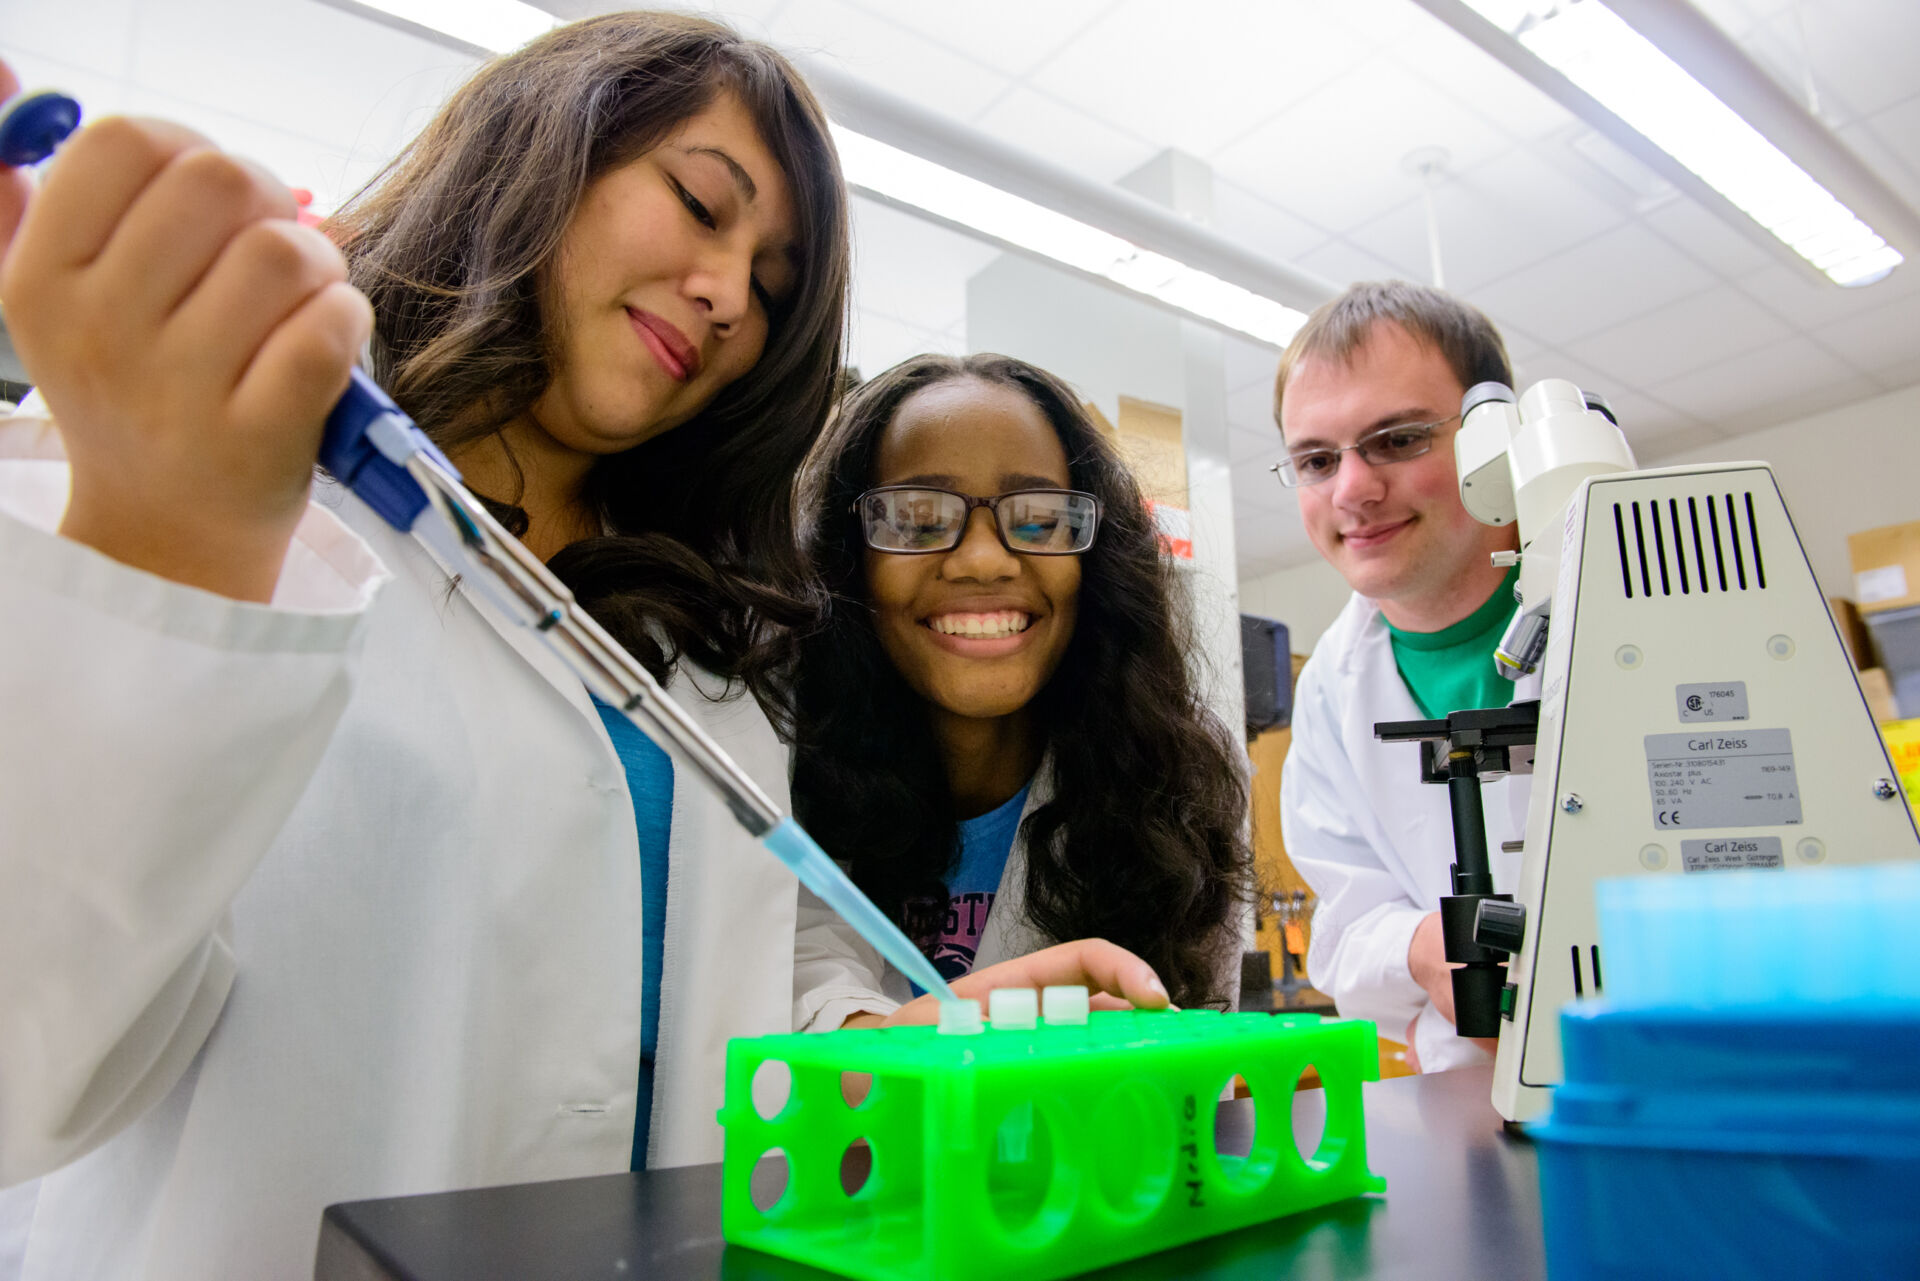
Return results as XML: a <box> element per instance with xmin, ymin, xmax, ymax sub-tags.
<box><xmin>0</xmin><ymin>409</ymin><xmax>889</xmax><ymax>1280</ymax></box>
<box><xmin>1279</xmin><ymin>590</ymin><xmax>1535</xmax><ymax>1074</ymax></box>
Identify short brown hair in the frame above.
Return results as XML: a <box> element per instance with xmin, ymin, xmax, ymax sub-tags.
<box><xmin>1273</xmin><ymin>280</ymin><xmax>1511</xmax><ymax>436</ymax></box>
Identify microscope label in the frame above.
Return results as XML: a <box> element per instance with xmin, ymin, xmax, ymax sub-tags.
<box><xmin>1644</xmin><ymin>728</ymin><xmax>1801</xmax><ymax>829</ymax></box>
<box><xmin>1680</xmin><ymin>836</ymin><xmax>1784</xmax><ymax>872</ymax></box>
<box><xmin>1675</xmin><ymin>681</ymin><xmax>1749</xmax><ymax>723</ymax></box>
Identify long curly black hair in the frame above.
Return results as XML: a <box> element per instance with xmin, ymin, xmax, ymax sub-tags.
<box><xmin>788</xmin><ymin>354</ymin><xmax>1253</xmax><ymax>1008</ymax></box>
<box><xmin>332</xmin><ymin>12</ymin><xmax>847</xmax><ymax>698</ymax></box>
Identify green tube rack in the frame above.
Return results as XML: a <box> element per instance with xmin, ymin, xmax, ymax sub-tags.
<box><xmin>718</xmin><ymin>1008</ymin><xmax>1384</xmax><ymax>1280</ymax></box>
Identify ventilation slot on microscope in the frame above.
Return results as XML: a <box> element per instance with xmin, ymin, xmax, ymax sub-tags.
<box><xmin>1613</xmin><ymin>493</ymin><xmax>1767</xmax><ymax>600</ymax></box>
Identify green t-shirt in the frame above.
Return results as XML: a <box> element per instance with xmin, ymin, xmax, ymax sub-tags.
<box><xmin>1384</xmin><ymin>567</ymin><xmax>1521</xmax><ymax>719</ymax></box>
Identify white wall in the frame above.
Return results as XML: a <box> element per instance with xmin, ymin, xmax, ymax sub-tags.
<box><xmin>1238</xmin><ymin>555</ymin><xmax>1352</xmax><ymax>655</ymax></box>
<box><xmin>1645</xmin><ymin>382</ymin><xmax>1920</xmax><ymax>600</ymax></box>
<box><xmin>1235</xmin><ymin>380</ymin><xmax>1920</xmax><ymax>654</ymax></box>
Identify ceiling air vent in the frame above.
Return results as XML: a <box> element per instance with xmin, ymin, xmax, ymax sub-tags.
<box><xmin>1613</xmin><ymin>493</ymin><xmax>1767</xmax><ymax>600</ymax></box>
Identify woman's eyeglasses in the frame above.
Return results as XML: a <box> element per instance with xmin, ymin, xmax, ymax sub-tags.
<box><xmin>1269</xmin><ymin>415</ymin><xmax>1458</xmax><ymax>488</ymax></box>
<box><xmin>855</xmin><ymin>486</ymin><xmax>1101</xmax><ymax>555</ymax></box>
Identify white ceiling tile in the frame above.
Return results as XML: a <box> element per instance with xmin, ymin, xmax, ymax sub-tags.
<box><xmin>1379</xmin><ymin>10</ymin><xmax>1576</xmax><ymax>145</ymax></box>
<box><xmin>768</xmin><ymin>0</ymin><xmax>1014</xmax><ymax>120</ymax></box>
<box><xmin>843</xmin><ymin>0</ymin><xmax>1112</xmax><ymax>81</ymax></box>
<box><xmin>1210</xmin><ymin>179</ymin><xmax>1333</xmax><ymax>268</ymax></box>
<box><xmin>0</xmin><ymin>0</ymin><xmax>135</xmax><ymax>74</ymax></box>
<box><xmin>968</xmin><ymin>87</ymin><xmax>1157</xmax><ymax>186</ymax></box>
<box><xmin>1737</xmin><ymin>259</ymin><xmax>1920</xmax><ymax>330</ymax></box>
<box><xmin>1782</xmin><ymin>0</ymin><xmax>1920</xmax><ymax>121</ymax></box>
<box><xmin>1866</xmin><ymin>350</ymin><xmax>1920</xmax><ymax>392</ymax></box>
<box><xmin>1213</xmin><ymin>58</ymin><xmax>1519</xmax><ymax>234</ymax></box>
<box><xmin>1224</xmin><ymin>334</ymin><xmax>1283</xmax><ymax>394</ymax></box>
<box><xmin>1639</xmin><ymin>197</ymin><xmax>1778</xmax><ymax>282</ymax></box>
<box><xmin>1347</xmin><ymin>146</ymin><xmax>1629</xmax><ymax>295</ymax></box>
<box><xmin>0</xmin><ymin>44</ymin><xmax>134</xmax><ymax>120</ymax></box>
<box><xmin>1569</xmin><ymin>285</ymin><xmax>1795</xmax><ymax>387</ymax></box>
<box><xmin>1646</xmin><ymin>336</ymin><xmax>1862</xmax><ymax>428</ymax></box>
<box><xmin>1324</xmin><ymin>0</ymin><xmax>1450</xmax><ymax>51</ymax></box>
<box><xmin>1291</xmin><ymin>237</ymin><xmax>1416</xmax><ymax>291</ymax></box>
<box><xmin>1807</xmin><ymin>289</ymin><xmax>1920</xmax><ymax>378</ymax></box>
<box><xmin>1495</xmin><ymin>325</ymin><xmax>1546</xmax><ymax>367</ymax></box>
<box><xmin>129</xmin><ymin>0</ymin><xmax>478</xmax><ymax>175</ymax></box>
<box><xmin>849</xmin><ymin>197</ymin><xmax>1002</xmax><ymax>334</ymax></box>
<box><xmin>1472</xmin><ymin>223</ymin><xmax>1717</xmax><ymax>346</ymax></box>
<box><xmin>1844</xmin><ymin>100</ymin><xmax>1920</xmax><ymax>211</ymax></box>
<box><xmin>1027</xmin><ymin>0</ymin><xmax>1371</xmax><ymax>159</ymax></box>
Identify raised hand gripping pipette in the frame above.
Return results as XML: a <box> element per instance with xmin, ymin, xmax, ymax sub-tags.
<box><xmin>1</xmin><ymin>91</ymin><xmax>960</xmax><ymax>1007</ymax></box>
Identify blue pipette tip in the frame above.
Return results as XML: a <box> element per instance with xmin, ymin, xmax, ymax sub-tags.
<box><xmin>0</xmin><ymin>91</ymin><xmax>81</xmax><ymax>167</ymax></box>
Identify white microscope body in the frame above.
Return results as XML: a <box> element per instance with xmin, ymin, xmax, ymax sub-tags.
<box><xmin>1454</xmin><ymin>379</ymin><xmax>1920</xmax><ymax>1122</ymax></box>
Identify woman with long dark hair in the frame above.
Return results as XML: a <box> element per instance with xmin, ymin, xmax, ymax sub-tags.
<box><xmin>792</xmin><ymin>354</ymin><xmax>1254</xmax><ymax>1015</ymax></box>
<box><xmin>0</xmin><ymin>16</ymin><xmax>892</xmax><ymax>1278</ymax></box>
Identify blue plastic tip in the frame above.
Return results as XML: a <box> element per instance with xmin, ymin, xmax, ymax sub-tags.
<box><xmin>0</xmin><ymin>91</ymin><xmax>81</xmax><ymax>166</ymax></box>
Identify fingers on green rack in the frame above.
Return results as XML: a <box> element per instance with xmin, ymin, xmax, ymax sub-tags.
<box><xmin>718</xmin><ymin>1009</ymin><xmax>1385</xmax><ymax>1281</ymax></box>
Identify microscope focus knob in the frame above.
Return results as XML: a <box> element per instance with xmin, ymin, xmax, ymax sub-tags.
<box><xmin>1473</xmin><ymin>899</ymin><xmax>1527</xmax><ymax>955</ymax></box>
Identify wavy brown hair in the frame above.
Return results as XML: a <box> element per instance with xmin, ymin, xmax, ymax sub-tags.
<box><xmin>329</xmin><ymin>11</ymin><xmax>848</xmax><ymax>691</ymax></box>
<box><xmin>788</xmin><ymin>355</ymin><xmax>1253</xmax><ymax>1007</ymax></box>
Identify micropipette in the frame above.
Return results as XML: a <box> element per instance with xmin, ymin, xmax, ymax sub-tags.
<box><xmin>1</xmin><ymin>90</ymin><xmax>961</xmax><ymax>1006</ymax></box>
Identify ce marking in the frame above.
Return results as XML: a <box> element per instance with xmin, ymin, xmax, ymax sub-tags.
<box><xmin>1656</xmin><ymin>810</ymin><xmax>1683</xmax><ymax>827</ymax></box>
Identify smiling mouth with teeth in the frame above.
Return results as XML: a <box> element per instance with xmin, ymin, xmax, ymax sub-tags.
<box><xmin>927</xmin><ymin>610</ymin><xmax>1034</xmax><ymax>639</ymax></box>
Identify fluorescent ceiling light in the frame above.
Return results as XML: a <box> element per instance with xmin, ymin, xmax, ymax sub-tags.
<box><xmin>833</xmin><ymin>128</ymin><xmax>1307</xmax><ymax>347</ymax></box>
<box><xmin>1461</xmin><ymin>0</ymin><xmax>1901</xmax><ymax>287</ymax></box>
<box><xmin>347</xmin><ymin>0</ymin><xmax>558</xmax><ymax>56</ymax></box>
<box><xmin>340</xmin><ymin>1</ymin><xmax>1308</xmax><ymax>347</ymax></box>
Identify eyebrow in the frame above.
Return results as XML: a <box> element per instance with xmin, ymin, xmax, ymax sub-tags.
<box><xmin>683</xmin><ymin>145</ymin><xmax>756</xmax><ymax>203</ymax></box>
<box><xmin>1286</xmin><ymin>408</ymin><xmax>1447</xmax><ymax>452</ymax></box>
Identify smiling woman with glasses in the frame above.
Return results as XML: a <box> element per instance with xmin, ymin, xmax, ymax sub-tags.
<box><xmin>856</xmin><ymin>485</ymin><xmax>1102</xmax><ymax>554</ymax></box>
<box><xmin>784</xmin><ymin>353</ymin><xmax>1253</xmax><ymax>1019</ymax></box>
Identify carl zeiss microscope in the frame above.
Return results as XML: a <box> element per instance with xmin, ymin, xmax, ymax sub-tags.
<box><xmin>1378</xmin><ymin>377</ymin><xmax>1920</xmax><ymax>1123</ymax></box>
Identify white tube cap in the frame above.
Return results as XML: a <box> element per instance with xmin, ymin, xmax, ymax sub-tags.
<box><xmin>988</xmin><ymin>988</ymin><xmax>1039</xmax><ymax>1030</ymax></box>
<box><xmin>1041</xmin><ymin>985</ymin><xmax>1090</xmax><ymax>1025</ymax></box>
<box><xmin>937</xmin><ymin>998</ymin><xmax>984</xmax><ymax>1036</ymax></box>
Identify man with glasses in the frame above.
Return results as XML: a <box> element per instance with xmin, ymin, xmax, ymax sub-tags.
<box><xmin>1272</xmin><ymin>281</ymin><xmax>1531</xmax><ymax>1074</ymax></box>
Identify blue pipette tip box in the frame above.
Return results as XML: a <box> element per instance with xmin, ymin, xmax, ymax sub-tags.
<box><xmin>1533</xmin><ymin>863</ymin><xmax>1920</xmax><ymax>1280</ymax></box>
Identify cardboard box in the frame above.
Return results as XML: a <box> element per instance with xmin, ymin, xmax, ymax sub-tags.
<box><xmin>1847</xmin><ymin>521</ymin><xmax>1920</xmax><ymax>614</ymax></box>
<box><xmin>1829</xmin><ymin>597</ymin><xmax>1878</xmax><ymax>669</ymax></box>
<box><xmin>1860</xmin><ymin>667</ymin><xmax>1899</xmax><ymax>725</ymax></box>
<box><xmin>1086</xmin><ymin>396</ymin><xmax>1192</xmax><ymax>558</ymax></box>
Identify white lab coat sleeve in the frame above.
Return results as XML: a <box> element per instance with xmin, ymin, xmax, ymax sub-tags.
<box><xmin>791</xmin><ymin>879</ymin><xmax>899</xmax><ymax>1031</ymax></box>
<box><xmin>0</xmin><ymin>470</ymin><xmax>387</xmax><ymax>1187</ymax></box>
<box><xmin>1279</xmin><ymin>657</ymin><xmax>1428</xmax><ymax>1039</ymax></box>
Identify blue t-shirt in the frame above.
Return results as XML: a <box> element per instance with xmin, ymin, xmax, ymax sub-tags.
<box><xmin>592</xmin><ymin>698</ymin><xmax>674</xmax><ymax>1171</ymax></box>
<box><xmin>911</xmin><ymin>780</ymin><xmax>1032</xmax><ymax>996</ymax></box>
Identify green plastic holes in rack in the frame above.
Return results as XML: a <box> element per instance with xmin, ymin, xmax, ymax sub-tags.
<box><xmin>719</xmin><ymin>1011</ymin><xmax>1386</xmax><ymax>1281</ymax></box>
<box><xmin>1087</xmin><ymin>1080</ymin><xmax>1177</xmax><ymax>1224</ymax></box>
<box><xmin>984</xmin><ymin>1099</ymin><xmax>1073</xmax><ymax>1248</ymax></box>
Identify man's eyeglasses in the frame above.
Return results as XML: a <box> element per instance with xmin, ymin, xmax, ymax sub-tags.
<box><xmin>855</xmin><ymin>486</ymin><xmax>1101</xmax><ymax>555</ymax></box>
<box><xmin>1269</xmin><ymin>415</ymin><xmax>1459</xmax><ymax>488</ymax></box>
